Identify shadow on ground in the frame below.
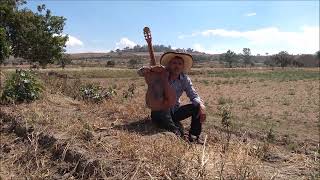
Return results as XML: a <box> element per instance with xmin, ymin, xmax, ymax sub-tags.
<box><xmin>112</xmin><ymin>117</ymin><xmax>166</xmax><ymax>136</ymax></box>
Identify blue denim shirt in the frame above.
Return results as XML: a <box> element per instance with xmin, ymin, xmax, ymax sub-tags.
<box><xmin>138</xmin><ymin>67</ymin><xmax>203</xmax><ymax>113</ymax></box>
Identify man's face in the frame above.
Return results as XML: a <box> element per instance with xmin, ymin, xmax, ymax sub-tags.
<box><xmin>167</xmin><ymin>58</ymin><xmax>184</xmax><ymax>75</ymax></box>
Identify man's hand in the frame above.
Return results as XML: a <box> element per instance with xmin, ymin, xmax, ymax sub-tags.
<box><xmin>150</xmin><ymin>65</ymin><xmax>165</xmax><ymax>73</ymax></box>
<box><xmin>141</xmin><ymin>66</ymin><xmax>165</xmax><ymax>76</ymax></box>
<box><xmin>141</xmin><ymin>67</ymin><xmax>151</xmax><ymax>75</ymax></box>
<box><xmin>198</xmin><ymin>103</ymin><xmax>206</xmax><ymax>123</ymax></box>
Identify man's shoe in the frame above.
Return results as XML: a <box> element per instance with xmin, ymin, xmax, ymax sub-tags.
<box><xmin>188</xmin><ymin>134</ymin><xmax>204</xmax><ymax>145</ymax></box>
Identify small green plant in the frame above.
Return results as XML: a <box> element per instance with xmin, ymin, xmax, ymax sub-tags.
<box><xmin>1</xmin><ymin>69</ymin><xmax>43</xmax><ymax>103</ymax></box>
<box><xmin>81</xmin><ymin>122</ymin><xmax>94</xmax><ymax>141</ymax></box>
<box><xmin>221</xmin><ymin>104</ymin><xmax>232</xmax><ymax>128</ymax></box>
<box><xmin>281</xmin><ymin>97</ymin><xmax>290</xmax><ymax>106</ymax></box>
<box><xmin>288</xmin><ymin>88</ymin><xmax>295</xmax><ymax>95</ymax></box>
<box><xmin>220</xmin><ymin>104</ymin><xmax>232</xmax><ymax>153</ymax></box>
<box><xmin>266</xmin><ymin>126</ymin><xmax>275</xmax><ymax>143</ymax></box>
<box><xmin>241</xmin><ymin>99</ymin><xmax>256</xmax><ymax>110</ymax></box>
<box><xmin>80</xmin><ymin>83</ymin><xmax>116</xmax><ymax>103</ymax></box>
<box><xmin>123</xmin><ymin>83</ymin><xmax>136</xmax><ymax>99</ymax></box>
<box><xmin>201</xmin><ymin>80</ymin><xmax>209</xmax><ymax>86</ymax></box>
<box><xmin>249</xmin><ymin>142</ymin><xmax>271</xmax><ymax>160</ymax></box>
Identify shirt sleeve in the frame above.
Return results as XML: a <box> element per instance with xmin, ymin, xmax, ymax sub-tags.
<box><xmin>184</xmin><ymin>75</ymin><xmax>203</xmax><ymax>106</ymax></box>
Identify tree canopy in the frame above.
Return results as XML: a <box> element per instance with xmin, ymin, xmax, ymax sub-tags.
<box><xmin>242</xmin><ymin>48</ymin><xmax>253</xmax><ymax>67</ymax></box>
<box><xmin>220</xmin><ymin>50</ymin><xmax>237</xmax><ymax>68</ymax></box>
<box><xmin>271</xmin><ymin>51</ymin><xmax>293</xmax><ymax>68</ymax></box>
<box><xmin>0</xmin><ymin>0</ymin><xmax>68</xmax><ymax>68</ymax></box>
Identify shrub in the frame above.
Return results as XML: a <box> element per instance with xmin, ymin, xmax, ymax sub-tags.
<box><xmin>79</xmin><ymin>83</ymin><xmax>116</xmax><ymax>103</ymax></box>
<box><xmin>127</xmin><ymin>58</ymin><xmax>141</xmax><ymax>68</ymax></box>
<box><xmin>1</xmin><ymin>69</ymin><xmax>43</xmax><ymax>103</ymax></box>
<box><xmin>106</xmin><ymin>60</ymin><xmax>115</xmax><ymax>67</ymax></box>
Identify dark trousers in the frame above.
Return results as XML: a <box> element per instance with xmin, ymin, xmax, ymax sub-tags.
<box><xmin>151</xmin><ymin>104</ymin><xmax>202</xmax><ymax>136</ymax></box>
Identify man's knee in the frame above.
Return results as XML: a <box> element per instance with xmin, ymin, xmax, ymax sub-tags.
<box><xmin>191</xmin><ymin>103</ymin><xmax>200</xmax><ymax>116</ymax></box>
<box><xmin>151</xmin><ymin>110</ymin><xmax>175</xmax><ymax>129</ymax></box>
<box><xmin>151</xmin><ymin>110</ymin><xmax>171</xmax><ymax>121</ymax></box>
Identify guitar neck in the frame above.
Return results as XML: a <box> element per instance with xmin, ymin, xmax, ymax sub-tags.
<box><xmin>147</xmin><ymin>41</ymin><xmax>156</xmax><ymax>66</ymax></box>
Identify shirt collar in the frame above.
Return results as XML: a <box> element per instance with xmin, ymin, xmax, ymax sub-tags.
<box><xmin>178</xmin><ymin>73</ymin><xmax>184</xmax><ymax>80</ymax></box>
<box><xmin>169</xmin><ymin>73</ymin><xmax>184</xmax><ymax>83</ymax></box>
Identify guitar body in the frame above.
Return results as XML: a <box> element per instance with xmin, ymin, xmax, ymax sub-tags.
<box><xmin>143</xmin><ymin>27</ymin><xmax>176</xmax><ymax>111</ymax></box>
<box><xmin>145</xmin><ymin>71</ymin><xmax>176</xmax><ymax>111</ymax></box>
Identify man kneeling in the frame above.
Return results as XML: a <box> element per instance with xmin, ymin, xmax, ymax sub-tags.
<box><xmin>138</xmin><ymin>52</ymin><xmax>206</xmax><ymax>143</ymax></box>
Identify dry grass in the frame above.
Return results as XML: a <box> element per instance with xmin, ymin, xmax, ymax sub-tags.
<box><xmin>1</xmin><ymin>67</ymin><xmax>319</xmax><ymax>179</ymax></box>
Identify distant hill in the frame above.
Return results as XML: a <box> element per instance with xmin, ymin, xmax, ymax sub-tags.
<box><xmin>68</xmin><ymin>51</ymin><xmax>318</xmax><ymax>67</ymax></box>
<box><xmin>5</xmin><ymin>45</ymin><xmax>319</xmax><ymax>67</ymax></box>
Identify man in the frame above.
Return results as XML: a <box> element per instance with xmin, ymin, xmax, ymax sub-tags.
<box><xmin>138</xmin><ymin>52</ymin><xmax>206</xmax><ymax>143</ymax></box>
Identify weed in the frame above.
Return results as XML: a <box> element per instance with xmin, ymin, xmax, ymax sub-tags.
<box><xmin>201</xmin><ymin>80</ymin><xmax>209</xmax><ymax>85</ymax></box>
<box><xmin>264</xmin><ymin>96</ymin><xmax>271</xmax><ymax>100</ymax></box>
<box><xmin>81</xmin><ymin>122</ymin><xmax>94</xmax><ymax>141</ymax></box>
<box><xmin>266</xmin><ymin>126</ymin><xmax>275</xmax><ymax>143</ymax></box>
<box><xmin>218</xmin><ymin>96</ymin><xmax>233</xmax><ymax>105</ymax></box>
<box><xmin>123</xmin><ymin>83</ymin><xmax>136</xmax><ymax>99</ymax></box>
<box><xmin>288</xmin><ymin>88</ymin><xmax>295</xmax><ymax>95</ymax></box>
<box><xmin>281</xmin><ymin>97</ymin><xmax>290</xmax><ymax>106</ymax></box>
<box><xmin>220</xmin><ymin>104</ymin><xmax>232</xmax><ymax>153</ymax></box>
<box><xmin>215</xmin><ymin>79</ymin><xmax>222</xmax><ymax>85</ymax></box>
<box><xmin>241</xmin><ymin>98</ymin><xmax>256</xmax><ymax>110</ymax></box>
<box><xmin>1</xmin><ymin>69</ymin><xmax>43</xmax><ymax>103</ymax></box>
<box><xmin>80</xmin><ymin>83</ymin><xmax>116</xmax><ymax>103</ymax></box>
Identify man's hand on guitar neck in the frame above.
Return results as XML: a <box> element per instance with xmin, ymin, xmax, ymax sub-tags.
<box><xmin>150</xmin><ymin>65</ymin><xmax>166</xmax><ymax>73</ymax></box>
<box><xmin>137</xmin><ymin>65</ymin><xmax>166</xmax><ymax>77</ymax></box>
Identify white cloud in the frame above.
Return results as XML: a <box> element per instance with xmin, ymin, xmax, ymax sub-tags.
<box><xmin>66</xmin><ymin>35</ymin><xmax>83</xmax><ymax>47</ymax></box>
<box><xmin>179</xmin><ymin>26</ymin><xmax>320</xmax><ymax>54</ymax></box>
<box><xmin>244</xmin><ymin>12</ymin><xmax>256</xmax><ymax>17</ymax></box>
<box><xmin>66</xmin><ymin>47</ymin><xmax>110</xmax><ymax>53</ymax></box>
<box><xmin>115</xmin><ymin>37</ymin><xmax>137</xmax><ymax>50</ymax></box>
<box><xmin>193</xmin><ymin>43</ymin><xmax>216</xmax><ymax>54</ymax></box>
<box><xmin>178</xmin><ymin>32</ymin><xmax>199</xmax><ymax>39</ymax></box>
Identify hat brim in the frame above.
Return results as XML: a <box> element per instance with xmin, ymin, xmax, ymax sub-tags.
<box><xmin>160</xmin><ymin>52</ymin><xmax>193</xmax><ymax>72</ymax></box>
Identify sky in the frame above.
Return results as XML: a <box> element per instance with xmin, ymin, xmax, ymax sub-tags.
<box><xmin>25</xmin><ymin>0</ymin><xmax>319</xmax><ymax>55</ymax></box>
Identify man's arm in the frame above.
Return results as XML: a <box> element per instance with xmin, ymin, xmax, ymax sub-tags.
<box><xmin>184</xmin><ymin>75</ymin><xmax>203</xmax><ymax>106</ymax></box>
<box><xmin>184</xmin><ymin>75</ymin><xmax>206</xmax><ymax>122</ymax></box>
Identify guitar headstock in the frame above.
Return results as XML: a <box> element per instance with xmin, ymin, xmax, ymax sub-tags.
<box><xmin>143</xmin><ymin>27</ymin><xmax>152</xmax><ymax>43</ymax></box>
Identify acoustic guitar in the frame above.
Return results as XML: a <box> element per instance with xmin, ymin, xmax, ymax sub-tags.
<box><xmin>143</xmin><ymin>27</ymin><xmax>176</xmax><ymax>111</ymax></box>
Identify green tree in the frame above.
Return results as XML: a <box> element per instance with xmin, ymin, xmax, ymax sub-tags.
<box><xmin>271</xmin><ymin>51</ymin><xmax>293</xmax><ymax>68</ymax></box>
<box><xmin>242</xmin><ymin>48</ymin><xmax>253</xmax><ymax>67</ymax></box>
<box><xmin>220</xmin><ymin>50</ymin><xmax>237</xmax><ymax>68</ymax></box>
<box><xmin>1</xmin><ymin>1</ymin><xmax>68</xmax><ymax>68</ymax></box>
<box><xmin>0</xmin><ymin>28</ymin><xmax>10</xmax><ymax>65</ymax></box>
<box><xmin>57</xmin><ymin>53</ymin><xmax>71</xmax><ymax>69</ymax></box>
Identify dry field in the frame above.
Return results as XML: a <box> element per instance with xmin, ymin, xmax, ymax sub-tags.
<box><xmin>0</xmin><ymin>67</ymin><xmax>319</xmax><ymax>179</ymax></box>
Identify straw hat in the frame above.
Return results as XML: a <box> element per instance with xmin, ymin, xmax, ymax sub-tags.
<box><xmin>160</xmin><ymin>52</ymin><xmax>193</xmax><ymax>72</ymax></box>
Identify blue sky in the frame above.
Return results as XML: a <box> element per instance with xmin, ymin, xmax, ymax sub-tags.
<box><xmin>26</xmin><ymin>0</ymin><xmax>319</xmax><ymax>55</ymax></box>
